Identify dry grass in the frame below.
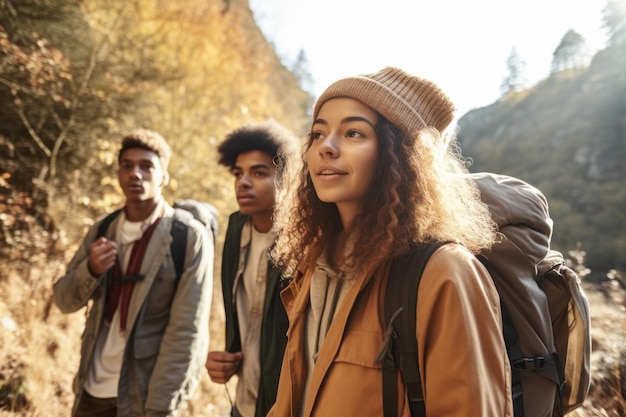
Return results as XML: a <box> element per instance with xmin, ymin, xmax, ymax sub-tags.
<box><xmin>0</xmin><ymin>254</ymin><xmax>234</xmax><ymax>417</ymax></box>
<box><xmin>1</xmin><ymin>256</ymin><xmax>625</xmax><ymax>417</ymax></box>
<box><xmin>568</xmin><ymin>284</ymin><xmax>626</xmax><ymax>417</ymax></box>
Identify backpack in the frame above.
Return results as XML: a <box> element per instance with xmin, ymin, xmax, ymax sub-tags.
<box><xmin>95</xmin><ymin>199</ymin><xmax>218</xmax><ymax>279</ymax></box>
<box><xmin>378</xmin><ymin>173</ymin><xmax>592</xmax><ymax>417</ymax></box>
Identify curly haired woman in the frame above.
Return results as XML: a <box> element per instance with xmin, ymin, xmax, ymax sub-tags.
<box><xmin>268</xmin><ymin>67</ymin><xmax>513</xmax><ymax>417</ymax></box>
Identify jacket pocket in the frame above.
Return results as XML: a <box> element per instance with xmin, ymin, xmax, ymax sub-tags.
<box><xmin>142</xmin><ymin>265</ymin><xmax>178</xmax><ymax>319</ymax></box>
<box><xmin>319</xmin><ymin>330</ymin><xmax>387</xmax><ymax>416</ymax></box>
<box><xmin>334</xmin><ymin>329</ymin><xmax>383</xmax><ymax>368</ymax></box>
<box><xmin>134</xmin><ymin>333</ymin><xmax>162</xmax><ymax>359</ymax></box>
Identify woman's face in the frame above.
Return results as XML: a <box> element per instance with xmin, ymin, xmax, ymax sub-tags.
<box><xmin>307</xmin><ymin>97</ymin><xmax>379</xmax><ymax>227</ymax></box>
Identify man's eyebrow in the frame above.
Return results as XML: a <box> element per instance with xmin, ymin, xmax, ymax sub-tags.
<box><xmin>232</xmin><ymin>163</ymin><xmax>273</xmax><ymax>171</ymax></box>
<box><xmin>120</xmin><ymin>157</ymin><xmax>154</xmax><ymax>164</ymax></box>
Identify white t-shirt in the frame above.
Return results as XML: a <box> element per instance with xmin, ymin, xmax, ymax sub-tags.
<box><xmin>234</xmin><ymin>224</ymin><xmax>274</xmax><ymax>417</ymax></box>
<box><xmin>84</xmin><ymin>206</ymin><xmax>160</xmax><ymax>398</ymax></box>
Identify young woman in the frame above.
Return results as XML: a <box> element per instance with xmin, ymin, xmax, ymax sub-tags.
<box><xmin>269</xmin><ymin>67</ymin><xmax>513</xmax><ymax>417</ymax></box>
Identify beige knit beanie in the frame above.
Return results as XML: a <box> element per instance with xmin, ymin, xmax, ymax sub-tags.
<box><xmin>313</xmin><ymin>67</ymin><xmax>456</xmax><ymax>136</ymax></box>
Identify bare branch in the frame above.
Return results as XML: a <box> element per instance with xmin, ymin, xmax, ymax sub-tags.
<box><xmin>49</xmin><ymin>7</ymin><xmax>128</xmax><ymax>178</ymax></box>
<box><xmin>16</xmin><ymin>106</ymin><xmax>52</xmax><ymax>158</ymax></box>
<box><xmin>0</xmin><ymin>76</ymin><xmax>37</xmax><ymax>96</ymax></box>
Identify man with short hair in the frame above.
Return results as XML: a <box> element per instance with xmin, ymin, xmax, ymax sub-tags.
<box><xmin>54</xmin><ymin>128</ymin><xmax>213</xmax><ymax>417</ymax></box>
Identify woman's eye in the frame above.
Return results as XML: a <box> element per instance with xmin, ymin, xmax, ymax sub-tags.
<box><xmin>346</xmin><ymin>130</ymin><xmax>363</xmax><ymax>138</ymax></box>
<box><xmin>310</xmin><ymin>131</ymin><xmax>323</xmax><ymax>140</ymax></box>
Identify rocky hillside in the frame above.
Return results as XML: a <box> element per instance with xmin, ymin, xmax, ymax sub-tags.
<box><xmin>457</xmin><ymin>43</ymin><xmax>626</xmax><ymax>279</ymax></box>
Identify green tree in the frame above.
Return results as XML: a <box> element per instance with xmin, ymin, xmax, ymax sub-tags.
<box><xmin>603</xmin><ymin>0</ymin><xmax>626</xmax><ymax>46</ymax></box>
<box><xmin>551</xmin><ymin>29</ymin><xmax>588</xmax><ymax>73</ymax></box>
<box><xmin>500</xmin><ymin>46</ymin><xmax>526</xmax><ymax>96</ymax></box>
<box><xmin>290</xmin><ymin>49</ymin><xmax>314</xmax><ymax>96</ymax></box>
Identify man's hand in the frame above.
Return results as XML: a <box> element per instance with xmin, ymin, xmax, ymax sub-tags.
<box><xmin>205</xmin><ymin>351</ymin><xmax>243</xmax><ymax>383</ymax></box>
<box><xmin>88</xmin><ymin>237</ymin><xmax>118</xmax><ymax>276</ymax></box>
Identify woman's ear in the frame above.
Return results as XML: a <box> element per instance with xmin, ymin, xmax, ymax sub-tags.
<box><xmin>162</xmin><ymin>171</ymin><xmax>170</xmax><ymax>187</ymax></box>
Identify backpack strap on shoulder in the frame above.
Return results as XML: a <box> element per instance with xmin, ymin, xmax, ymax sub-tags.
<box><xmin>170</xmin><ymin>209</ymin><xmax>189</xmax><ymax>281</ymax></box>
<box><xmin>95</xmin><ymin>209</ymin><xmax>123</xmax><ymax>319</ymax></box>
<box><xmin>96</xmin><ymin>209</ymin><xmax>123</xmax><ymax>239</ymax></box>
<box><xmin>377</xmin><ymin>241</ymin><xmax>446</xmax><ymax>417</ymax></box>
<box><xmin>500</xmin><ymin>299</ymin><xmax>526</xmax><ymax>417</ymax></box>
<box><xmin>95</xmin><ymin>207</ymin><xmax>187</xmax><ymax>282</ymax></box>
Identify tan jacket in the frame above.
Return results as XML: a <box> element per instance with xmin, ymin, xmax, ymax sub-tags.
<box><xmin>269</xmin><ymin>243</ymin><xmax>513</xmax><ymax>417</ymax></box>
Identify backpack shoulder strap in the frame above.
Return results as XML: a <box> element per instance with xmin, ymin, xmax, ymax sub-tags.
<box><xmin>95</xmin><ymin>208</ymin><xmax>187</xmax><ymax>281</ymax></box>
<box><xmin>96</xmin><ymin>209</ymin><xmax>123</xmax><ymax>239</ymax></box>
<box><xmin>173</xmin><ymin>199</ymin><xmax>219</xmax><ymax>241</ymax></box>
<box><xmin>537</xmin><ymin>250</ymin><xmax>590</xmax><ymax>414</ymax></box>
<box><xmin>170</xmin><ymin>210</ymin><xmax>189</xmax><ymax>281</ymax></box>
<box><xmin>378</xmin><ymin>241</ymin><xmax>446</xmax><ymax>417</ymax></box>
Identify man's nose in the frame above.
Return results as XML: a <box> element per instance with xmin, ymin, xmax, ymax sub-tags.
<box><xmin>129</xmin><ymin>165</ymin><xmax>142</xmax><ymax>178</ymax></box>
<box><xmin>237</xmin><ymin>174</ymin><xmax>252</xmax><ymax>188</ymax></box>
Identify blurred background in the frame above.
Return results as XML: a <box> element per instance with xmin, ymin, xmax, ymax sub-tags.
<box><xmin>0</xmin><ymin>0</ymin><xmax>624</xmax><ymax>416</ymax></box>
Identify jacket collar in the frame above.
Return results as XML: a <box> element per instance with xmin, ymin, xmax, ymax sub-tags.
<box><xmin>281</xmin><ymin>257</ymin><xmax>389</xmax><ymax>416</ymax></box>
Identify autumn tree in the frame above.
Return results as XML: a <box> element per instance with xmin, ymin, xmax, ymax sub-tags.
<box><xmin>0</xmin><ymin>0</ymin><xmax>125</xmax><ymax>257</ymax></box>
<box><xmin>0</xmin><ymin>0</ymin><xmax>187</xmax><ymax>248</ymax></box>
<box><xmin>90</xmin><ymin>0</ymin><xmax>311</xmax><ymax>203</ymax></box>
<box><xmin>0</xmin><ymin>1</ymin><xmax>311</xmax><ymax>413</ymax></box>
<box><xmin>1</xmin><ymin>0</ymin><xmax>311</xmax><ymax>257</ymax></box>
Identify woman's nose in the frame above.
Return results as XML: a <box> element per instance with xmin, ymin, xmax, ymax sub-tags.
<box><xmin>318</xmin><ymin>134</ymin><xmax>338</xmax><ymax>157</ymax></box>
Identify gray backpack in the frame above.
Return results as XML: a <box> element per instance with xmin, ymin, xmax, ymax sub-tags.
<box><xmin>96</xmin><ymin>199</ymin><xmax>218</xmax><ymax>279</ymax></box>
<box><xmin>379</xmin><ymin>173</ymin><xmax>591</xmax><ymax>417</ymax></box>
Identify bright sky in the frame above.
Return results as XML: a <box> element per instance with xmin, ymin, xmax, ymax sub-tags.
<box><xmin>250</xmin><ymin>0</ymin><xmax>608</xmax><ymax>120</ymax></box>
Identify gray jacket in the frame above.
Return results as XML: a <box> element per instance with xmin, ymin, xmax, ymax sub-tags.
<box><xmin>54</xmin><ymin>203</ymin><xmax>213</xmax><ymax>417</ymax></box>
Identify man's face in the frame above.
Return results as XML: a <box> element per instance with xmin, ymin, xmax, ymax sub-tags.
<box><xmin>231</xmin><ymin>150</ymin><xmax>277</xmax><ymax>216</ymax></box>
<box><xmin>118</xmin><ymin>147</ymin><xmax>168</xmax><ymax>205</ymax></box>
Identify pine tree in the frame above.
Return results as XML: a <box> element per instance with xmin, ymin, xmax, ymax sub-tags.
<box><xmin>500</xmin><ymin>46</ymin><xmax>526</xmax><ymax>96</ymax></box>
<box><xmin>551</xmin><ymin>29</ymin><xmax>588</xmax><ymax>73</ymax></box>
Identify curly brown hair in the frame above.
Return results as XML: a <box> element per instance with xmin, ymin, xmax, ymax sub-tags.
<box><xmin>217</xmin><ymin>119</ymin><xmax>298</xmax><ymax>177</ymax></box>
<box><xmin>271</xmin><ymin>115</ymin><xmax>496</xmax><ymax>276</ymax></box>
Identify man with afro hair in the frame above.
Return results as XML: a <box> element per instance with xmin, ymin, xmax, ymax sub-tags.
<box><xmin>206</xmin><ymin>120</ymin><xmax>297</xmax><ymax>417</ymax></box>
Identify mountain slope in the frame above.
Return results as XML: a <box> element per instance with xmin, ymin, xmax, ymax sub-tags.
<box><xmin>457</xmin><ymin>45</ymin><xmax>626</xmax><ymax>277</ymax></box>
